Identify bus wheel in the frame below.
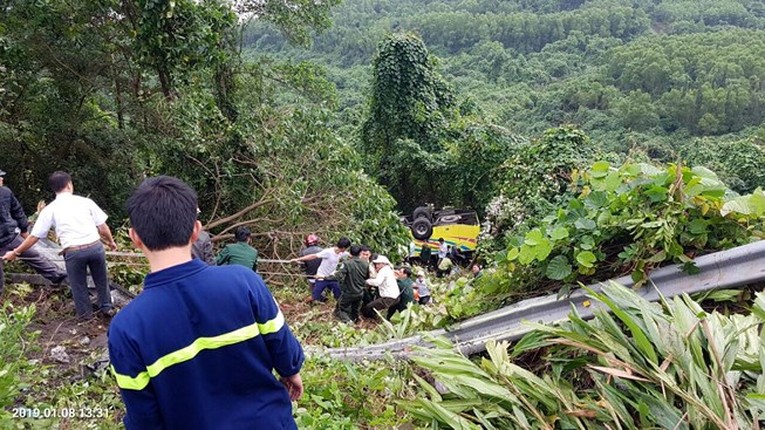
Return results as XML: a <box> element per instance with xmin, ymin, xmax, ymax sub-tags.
<box><xmin>412</xmin><ymin>218</ymin><xmax>433</xmax><ymax>240</ymax></box>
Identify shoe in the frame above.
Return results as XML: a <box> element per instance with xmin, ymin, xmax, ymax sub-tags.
<box><xmin>50</xmin><ymin>275</ymin><xmax>68</xmax><ymax>288</ymax></box>
<box><xmin>99</xmin><ymin>307</ymin><xmax>116</xmax><ymax>318</ymax></box>
<box><xmin>76</xmin><ymin>313</ymin><xmax>96</xmax><ymax>322</ymax></box>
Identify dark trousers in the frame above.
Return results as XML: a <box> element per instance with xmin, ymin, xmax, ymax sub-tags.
<box><xmin>362</xmin><ymin>296</ymin><xmax>399</xmax><ymax>320</ymax></box>
<box><xmin>387</xmin><ymin>297</ymin><xmax>413</xmax><ymax>320</ymax></box>
<box><xmin>0</xmin><ymin>235</ymin><xmax>66</xmax><ymax>294</ymax></box>
<box><xmin>312</xmin><ymin>279</ymin><xmax>340</xmax><ymax>302</ymax></box>
<box><xmin>64</xmin><ymin>242</ymin><xmax>112</xmax><ymax>318</ymax></box>
<box><xmin>335</xmin><ymin>293</ymin><xmax>363</xmax><ymax>323</ymax></box>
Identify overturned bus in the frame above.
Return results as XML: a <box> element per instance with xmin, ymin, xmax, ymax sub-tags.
<box><xmin>402</xmin><ymin>205</ymin><xmax>480</xmax><ymax>264</ymax></box>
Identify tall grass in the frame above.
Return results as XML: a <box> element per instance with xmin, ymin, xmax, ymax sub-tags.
<box><xmin>0</xmin><ymin>304</ymin><xmax>36</xmax><ymax>426</ymax></box>
<box><xmin>404</xmin><ymin>282</ymin><xmax>765</xmax><ymax>429</ymax></box>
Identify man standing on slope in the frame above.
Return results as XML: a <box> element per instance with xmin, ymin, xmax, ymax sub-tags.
<box><xmin>3</xmin><ymin>171</ymin><xmax>116</xmax><ymax>319</ymax></box>
<box><xmin>299</xmin><ymin>234</ymin><xmax>322</xmax><ymax>288</ymax></box>
<box><xmin>334</xmin><ymin>244</ymin><xmax>369</xmax><ymax>324</ymax></box>
<box><xmin>109</xmin><ymin>176</ymin><xmax>304</xmax><ymax>429</ymax></box>
<box><xmin>0</xmin><ymin>169</ymin><xmax>67</xmax><ymax>295</ymax></box>
<box><xmin>291</xmin><ymin>237</ymin><xmax>351</xmax><ymax>303</ymax></box>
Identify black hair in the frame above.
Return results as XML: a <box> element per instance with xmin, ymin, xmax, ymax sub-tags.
<box><xmin>438</xmin><ymin>238</ymin><xmax>444</xmax><ymax>243</ymax></box>
<box><xmin>49</xmin><ymin>171</ymin><xmax>72</xmax><ymax>193</ymax></box>
<box><xmin>336</xmin><ymin>237</ymin><xmax>351</xmax><ymax>249</ymax></box>
<box><xmin>397</xmin><ymin>266</ymin><xmax>412</xmax><ymax>277</ymax></box>
<box><xmin>126</xmin><ymin>176</ymin><xmax>198</xmax><ymax>251</ymax></box>
<box><xmin>360</xmin><ymin>245</ymin><xmax>370</xmax><ymax>253</ymax></box>
<box><xmin>349</xmin><ymin>245</ymin><xmax>361</xmax><ymax>256</ymax></box>
<box><xmin>234</xmin><ymin>226</ymin><xmax>251</xmax><ymax>242</ymax></box>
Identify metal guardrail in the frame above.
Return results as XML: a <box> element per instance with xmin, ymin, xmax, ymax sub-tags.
<box><xmin>315</xmin><ymin>240</ymin><xmax>765</xmax><ymax>361</ymax></box>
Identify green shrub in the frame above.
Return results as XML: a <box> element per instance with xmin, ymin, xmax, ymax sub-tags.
<box><xmin>0</xmin><ymin>304</ymin><xmax>36</xmax><ymax>425</ymax></box>
<box><xmin>466</xmin><ymin>159</ymin><xmax>765</xmax><ymax>320</ymax></box>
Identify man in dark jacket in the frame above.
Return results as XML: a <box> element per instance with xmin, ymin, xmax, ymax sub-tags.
<box><xmin>420</xmin><ymin>244</ymin><xmax>432</xmax><ymax>269</ymax></box>
<box><xmin>191</xmin><ymin>208</ymin><xmax>215</xmax><ymax>265</ymax></box>
<box><xmin>191</xmin><ymin>229</ymin><xmax>214</xmax><ymax>265</ymax></box>
<box><xmin>387</xmin><ymin>266</ymin><xmax>414</xmax><ymax>320</ymax></box>
<box><xmin>299</xmin><ymin>234</ymin><xmax>322</xmax><ymax>288</ymax></box>
<box><xmin>216</xmin><ymin>226</ymin><xmax>258</xmax><ymax>271</ymax></box>
<box><xmin>334</xmin><ymin>245</ymin><xmax>369</xmax><ymax>323</ymax></box>
<box><xmin>0</xmin><ymin>170</ymin><xmax>66</xmax><ymax>294</ymax></box>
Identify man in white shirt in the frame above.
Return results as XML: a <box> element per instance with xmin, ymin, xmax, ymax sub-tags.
<box><xmin>437</xmin><ymin>237</ymin><xmax>448</xmax><ymax>264</ymax></box>
<box><xmin>291</xmin><ymin>237</ymin><xmax>350</xmax><ymax>303</ymax></box>
<box><xmin>362</xmin><ymin>255</ymin><xmax>400</xmax><ymax>320</ymax></box>
<box><xmin>3</xmin><ymin>171</ymin><xmax>117</xmax><ymax>319</ymax></box>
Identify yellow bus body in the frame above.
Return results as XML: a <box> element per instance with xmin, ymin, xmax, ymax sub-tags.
<box><xmin>411</xmin><ymin>223</ymin><xmax>480</xmax><ymax>253</ymax></box>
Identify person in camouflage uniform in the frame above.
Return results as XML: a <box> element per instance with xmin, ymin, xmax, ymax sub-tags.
<box><xmin>334</xmin><ymin>245</ymin><xmax>369</xmax><ymax>324</ymax></box>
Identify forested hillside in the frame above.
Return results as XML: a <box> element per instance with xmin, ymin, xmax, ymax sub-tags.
<box><xmin>245</xmin><ymin>0</ymin><xmax>765</xmax><ymax>158</ymax></box>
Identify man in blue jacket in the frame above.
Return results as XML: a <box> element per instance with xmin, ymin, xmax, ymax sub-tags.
<box><xmin>108</xmin><ymin>176</ymin><xmax>304</xmax><ymax>430</ymax></box>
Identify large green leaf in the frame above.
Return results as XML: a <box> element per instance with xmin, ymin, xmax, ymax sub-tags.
<box><xmin>524</xmin><ymin>229</ymin><xmax>545</xmax><ymax>246</ymax></box>
<box><xmin>721</xmin><ymin>188</ymin><xmax>765</xmax><ymax>216</ymax></box>
<box><xmin>575</xmin><ymin>251</ymin><xmax>597</xmax><ymax>268</ymax></box>
<box><xmin>545</xmin><ymin>255</ymin><xmax>572</xmax><ymax>280</ymax></box>
<box><xmin>549</xmin><ymin>226</ymin><xmax>569</xmax><ymax>241</ymax></box>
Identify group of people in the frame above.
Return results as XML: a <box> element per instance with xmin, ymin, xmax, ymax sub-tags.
<box><xmin>290</xmin><ymin>237</ymin><xmax>432</xmax><ymax>324</ymax></box>
<box><xmin>2</xmin><ymin>170</ymin><xmax>305</xmax><ymax>428</ymax></box>
<box><xmin>417</xmin><ymin>237</ymin><xmax>484</xmax><ymax>278</ymax></box>
<box><xmin>1</xmin><ymin>168</ymin><xmax>487</xmax><ymax>428</ymax></box>
<box><xmin>0</xmin><ymin>168</ymin><xmax>263</xmax><ymax>321</ymax></box>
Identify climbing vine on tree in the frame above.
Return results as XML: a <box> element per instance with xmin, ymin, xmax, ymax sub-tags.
<box><xmin>360</xmin><ymin>32</ymin><xmax>457</xmax><ymax>211</ymax></box>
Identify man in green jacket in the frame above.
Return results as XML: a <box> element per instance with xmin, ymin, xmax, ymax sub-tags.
<box><xmin>387</xmin><ymin>266</ymin><xmax>414</xmax><ymax>320</ymax></box>
<box><xmin>216</xmin><ymin>226</ymin><xmax>258</xmax><ymax>271</ymax></box>
<box><xmin>334</xmin><ymin>245</ymin><xmax>369</xmax><ymax>324</ymax></box>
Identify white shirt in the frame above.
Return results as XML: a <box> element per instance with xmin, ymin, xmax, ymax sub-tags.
<box><xmin>31</xmin><ymin>192</ymin><xmax>107</xmax><ymax>249</ymax></box>
<box><xmin>438</xmin><ymin>243</ymin><xmax>448</xmax><ymax>258</ymax></box>
<box><xmin>315</xmin><ymin>247</ymin><xmax>348</xmax><ymax>278</ymax></box>
<box><xmin>366</xmin><ymin>265</ymin><xmax>399</xmax><ymax>299</ymax></box>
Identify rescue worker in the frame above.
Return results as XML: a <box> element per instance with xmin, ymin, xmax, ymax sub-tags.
<box><xmin>291</xmin><ymin>237</ymin><xmax>350</xmax><ymax>303</ymax></box>
<box><xmin>4</xmin><ymin>171</ymin><xmax>116</xmax><ymax>319</ymax></box>
<box><xmin>420</xmin><ymin>243</ymin><xmax>432</xmax><ymax>269</ymax></box>
<box><xmin>387</xmin><ymin>266</ymin><xmax>414</xmax><ymax>319</ymax></box>
<box><xmin>191</xmin><ymin>208</ymin><xmax>214</xmax><ymax>265</ymax></box>
<box><xmin>362</xmin><ymin>255</ymin><xmax>399</xmax><ymax>320</ymax></box>
<box><xmin>216</xmin><ymin>226</ymin><xmax>258</xmax><ymax>271</ymax></box>
<box><xmin>334</xmin><ymin>245</ymin><xmax>369</xmax><ymax>324</ymax></box>
<box><xmin>109</xmin><ymin>176</ymin><xmax>304</xmax><ymax>429</ymax></box>
<box><xmin>414</xmin><ymin>269</ymin><xmax>432</xmax><ymax>305</ymax></box>
<box><xmin>299</xmin><ymin>234</ymin><xmax>322</xmax><ymax>288</ymax></box>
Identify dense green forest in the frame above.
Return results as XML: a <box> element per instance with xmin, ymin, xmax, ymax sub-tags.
<box><xmin>245</xmin><ymin>0</ymin><xmax>765</xmax><ymax>211</ymax></box>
